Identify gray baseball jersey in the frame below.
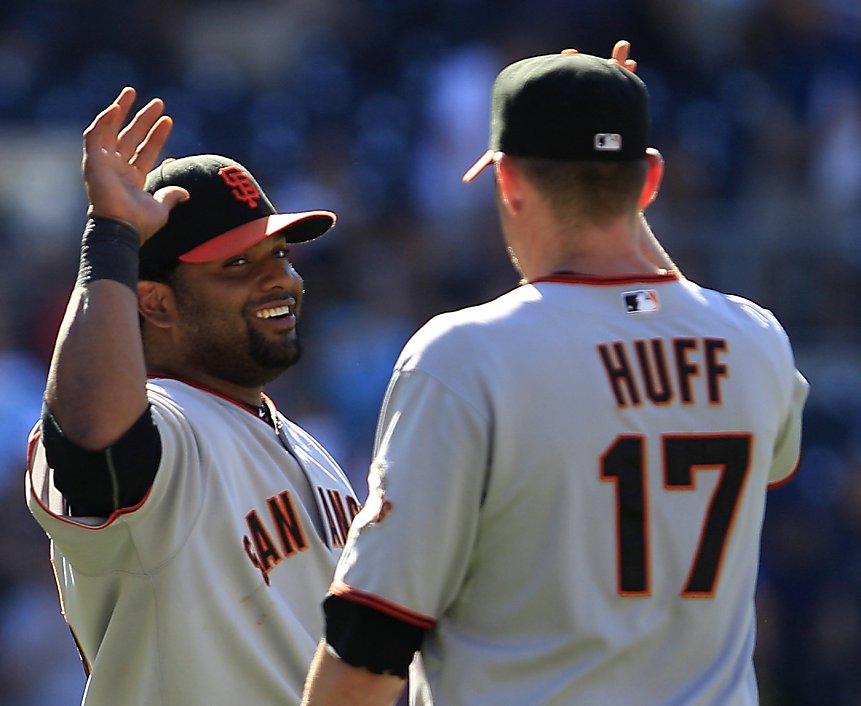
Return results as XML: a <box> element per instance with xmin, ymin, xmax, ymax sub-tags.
<box><xmin>27</xmin><ymin>377</ymin><xmax>358</xmax><ymax>706</ymax></box>
<box><xmin>331</xmin><ymin>273</ymin><xmax>808</xmax><ymax>706</ymax></box>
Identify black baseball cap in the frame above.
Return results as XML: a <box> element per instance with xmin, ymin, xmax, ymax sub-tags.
<box><xmin>463</xmin><ymin>52</ymin><xmax>650</xmax><ymax>182</ymax></box>
<box><xmin>139</xmin><ymin>154</ymin><xmax>336</xmax><ymax>269</ymax></box>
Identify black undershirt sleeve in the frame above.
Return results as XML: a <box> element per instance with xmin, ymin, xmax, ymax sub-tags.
<box><xmin>323</xmin><ymin>594</ymin><xmax>427</xmax><ymax>679</ymax></box>
<box><xmin>41</xmin><ymin>403</ymin><xmax>162</xmax><ymax>517</ymax></box>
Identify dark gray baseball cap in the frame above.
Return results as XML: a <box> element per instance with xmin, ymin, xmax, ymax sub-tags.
<box><xmin>463</xmin><ymin>52</ymin><xmax>650</xmax><ymax>181</ymax></box>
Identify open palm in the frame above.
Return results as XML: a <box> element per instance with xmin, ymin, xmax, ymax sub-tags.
<box><xmin>82</xmin><ymin>87</ymin><xmax>188</xmax><ymax>241</ymax></box>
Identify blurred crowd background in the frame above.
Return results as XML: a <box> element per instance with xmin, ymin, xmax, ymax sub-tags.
<box><xmin>0</xmin><ymin>0</ymin><xmax>859</xmax><ymax>704</ymax></box>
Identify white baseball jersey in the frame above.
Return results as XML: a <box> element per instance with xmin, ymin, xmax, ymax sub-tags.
<box><xmin>27</xmin><ymin>377</ymin><xmax>358</xmax><ymax>706</ymax></box>
<box><xmin>331</xmin><ymin>272</ymin><xmax>808</xmax><ymax>706</ymax></box>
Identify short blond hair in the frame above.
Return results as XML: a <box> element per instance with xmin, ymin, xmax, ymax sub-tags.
<box><xmin>515</xmin><ymin>157</ymin><xmax>647</xmax><ymax>226</ymax></box>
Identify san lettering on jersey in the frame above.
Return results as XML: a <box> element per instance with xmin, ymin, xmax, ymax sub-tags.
<box><xmin>596</xmin><ymin>336</ymin><xmax>729</xmax><ymax>407</ymax></box>
<box><xmin>243</xmin><ymin>486</ymin><xmax>360</xmax><ymax>585</ymax></box>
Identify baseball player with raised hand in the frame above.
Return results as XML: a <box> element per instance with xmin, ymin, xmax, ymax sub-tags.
<box><xmin>301</xmin><ymin>44</ymin><xmax>809</xmax><ymax>706</ymax></box>
<box><xmin>26</xmin><ymin>87</ymin><xmax>359</xmax><ymax>705</ymax></box>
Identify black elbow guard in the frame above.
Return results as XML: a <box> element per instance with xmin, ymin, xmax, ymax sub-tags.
<box><xmin>323</xmin><ymin>594</ymin><xmax>426</xmax><ymax>678</ymax></box>
<box><xmin>41</xmin><ymin>403</ymin><xmax>162</xmax><ymax>516</ymax></box>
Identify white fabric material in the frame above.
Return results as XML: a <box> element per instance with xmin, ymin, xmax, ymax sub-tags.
<box><xmin>334</xmin><ymin>275</ymin><xmax>808</xmax><ymax>706</ymax></box>
<box><xmin>27</xmin><ymin>378</ymin><xmax>358</xmax><ymax>706</ymax></box>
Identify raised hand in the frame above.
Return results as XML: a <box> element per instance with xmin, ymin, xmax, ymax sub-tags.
<box><xmin>559</xmin><ymin>40</ymin><xmax>638</xmax><ymax>73</ymax></box>
<box><xmin>610</xmin><ymin>40</ymin><xmax>637</xmax><ymax>73</ymax></box>
<box><xmin>82</xmin><ymin>87</ymin><xmax>188</xmax><ymax>241</ymax></box>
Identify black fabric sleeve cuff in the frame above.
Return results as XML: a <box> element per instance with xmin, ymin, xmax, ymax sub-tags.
<box><xmin>323</xmin><ymin>594</ymin><xmax>426</xmax><ymax>678</ymax></box>
<box><xmin>42</xmin><ymin>403</ymin><xmax>162</xmax><ymax>516</ymax></box>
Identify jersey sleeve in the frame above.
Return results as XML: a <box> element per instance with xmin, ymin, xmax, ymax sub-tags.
<box><xmin>26</xmin><ymin>384</ymin><xmax>206</xmax><ymax>575</ymax></box>
<box><xmin>332</xmin><ymin>356</ymin><xmax>490</xmax><ymax>623</ymax></box>
<box><xmin>767</xmin><ymin>368</ymin><xmax>808</xmax><ymax>486</ymax></box>
<box><xmin>756</xmin><ymin>304</ymin><xmax>809</xmax><ymax>486</ymax></box>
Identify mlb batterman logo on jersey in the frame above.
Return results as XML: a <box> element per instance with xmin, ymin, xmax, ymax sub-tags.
<box><xmin>623</xmin><ymin>289</ymin><xmax>660</xmax><ymax>313</ymax></box>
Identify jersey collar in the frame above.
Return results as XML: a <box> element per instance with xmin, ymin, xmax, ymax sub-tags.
<box><xmin>146</xmin><ymin>373</ymin><xmax>278</xmax><ymax>426</ymax></box>
<box><xmin>530</xmin><ymin>270</ymin><xmax>679</xmax><ymax>286</ymax></box>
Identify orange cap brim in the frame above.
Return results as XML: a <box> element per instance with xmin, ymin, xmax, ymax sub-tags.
<box><xmin>179</xmin><ymin>211</ymin><xmax>336</xmax><ymax>263</ymax></box>
<box><xmin>462</xmin><ymin>149</ymin><xmax>496</xmax><ymax>183</ymax></box>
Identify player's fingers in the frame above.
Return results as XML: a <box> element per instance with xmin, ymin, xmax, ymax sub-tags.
<box><xmin>117</xmin><ymin>98</ymin><xmax>166</xmax><ymax>162</ymax></box>
<box><xmin>152</xmin><ymin>185</ymin><xmax>190</xmax><ymax>211</ymax></box>
<box><xmin>611</xmin><ymin>40</ymin><xmax>631</xmax><ymax>65</ymax></box>
<box><xmin>113</xmin><ymin>86</ymin><xmax>137</xmax><ymax>121</ymax></box>
<box><xmin>83</xmin><ymin>87</ymin><xmax>136</xmax><ymax>152</ymax></box>
<box><xmin>560</xmin><ymin>48</ymin><xmax>579</xmax><ymax>55</ymax></box>
<box><xmin>611</xmin><ymin>41</ymin><xmax>639</xmax><ymax>74</ymax></box>
<box><xmin>129</xmin><ymin>114</ymin><xmax>173</xmax><ymax>173</ymax></box>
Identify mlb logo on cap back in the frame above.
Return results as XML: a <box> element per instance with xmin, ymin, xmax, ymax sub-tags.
<box><xmin>139</xmin><ymin>154</ymin><xmax>336</xmax><ymax>270</ymax></box>
<box><xmin>594</xmin><ymin>133</ymin><xmax>622</xmax><ymax>152</ymax></box>
<box><xmin>463</xmin><ymin>53</ymin><xmax>650</xmax><ymax>181</ymax></box>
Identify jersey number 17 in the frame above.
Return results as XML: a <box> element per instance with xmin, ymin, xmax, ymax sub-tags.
<box><xmin>600</xmin><ymin>433</ymin><xmax>752</xmax><ymax>598</ymax></box>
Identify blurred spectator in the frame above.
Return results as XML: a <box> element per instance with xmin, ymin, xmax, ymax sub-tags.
<box><xmin>1</xmin><ymin>0</ymin><xmax>860</xmax><ymax>703</ymax></box>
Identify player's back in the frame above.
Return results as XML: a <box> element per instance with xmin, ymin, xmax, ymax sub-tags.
<box><xmin>410</xmin><ymin>273</ymin><xmax>806</xmax><ymax>706</ymax></box>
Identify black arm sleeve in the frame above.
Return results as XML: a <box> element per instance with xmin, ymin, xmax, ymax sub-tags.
<box><xmin>323</xmin><ymin>594</ymin><xmax>426</xmax><ymax>678</ymax></box>
<box><xmin>41</xmin><ymin>403</ymin><xmax>162</xmax><ymax>516</ymax></box>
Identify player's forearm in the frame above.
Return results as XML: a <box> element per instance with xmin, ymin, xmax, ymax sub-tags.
<box><xmin>45</xmin><ymin>222</ymin><xmax>148</xmax><ymax>450</ymax></box>
<box><xmin>301</xmin><ymin>641</ymin><xmax>405</xmax><ymax>706</ymax></box>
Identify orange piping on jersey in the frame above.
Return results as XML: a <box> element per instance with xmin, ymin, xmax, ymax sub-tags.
<box><xmin>27</xmin><ymin>428</ymin><xmax>153</xmax><ymax>530</ymax></box>
<box><xmin>26</xmin><ymin>425</ymin><xmax>40</xmax><ymax>467</ymax></box>
<box><xmin>329</xmin><ymin>581</ymin><xmax>436</xmax><ymax>630</ymax></box>
<box><xmin>530</xmin><ymin>271</ymin><xmax>679</xmax><ymax>286</ymax></box>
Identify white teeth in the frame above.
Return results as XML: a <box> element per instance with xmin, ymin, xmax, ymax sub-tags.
<box><xmin>256</xmin><ymin>305</ymin><xmax>292</xmax><ymax>319</ymax></box>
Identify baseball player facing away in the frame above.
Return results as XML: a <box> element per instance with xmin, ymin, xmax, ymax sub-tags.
<box><xmin>25</xmin><ymin>88</ymin><xmax>359</xmax><ymax>706</ymax></box>
<box><xmin>301</xmin><ymin>48</ymin><xmax>809</xmax><ymax>706</ymax></box>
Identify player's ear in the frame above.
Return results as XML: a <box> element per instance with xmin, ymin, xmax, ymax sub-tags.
<box><xmin>137</xmin><ymin>280</ymin><xmax>177</xmax><ymax>329</ymax></box>
<box><xmin>638</xmin><ymin>148</ymin><xmax>664</xmax><ymax>210</ymax></box>
<box><xmin>495</xmin><ymin>154</ymin><xmax>526</xmax><ymax>216</ymax></box>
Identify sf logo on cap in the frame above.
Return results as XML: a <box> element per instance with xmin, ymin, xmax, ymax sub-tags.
<box><xmin>218</xmin><ymin>165</ymin><xmax>261</xmax><ymax>208</ymax></box>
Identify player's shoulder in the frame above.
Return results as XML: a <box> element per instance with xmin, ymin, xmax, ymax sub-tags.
<box><xmin>146</xmin><ymin>377</ymin><xmax>207</xmax><ymax>410</ymax></box>
<box><xmin>398</xmin><ymin>287</ymin><xmax>533</xmax><ymax>365</ymax></box>
<box><xmin>685</xmin><ymin>279</ymin><xmax>788</xmax><ymax>336</ymax></box>
<box><xmin>144</xmin><ymin>377</ymin><xmax>248</xmax><ymax>426</ymax></box>
<box><xmin>419</xmin><ymin>286</ymin><xmax>535</xmax><ymax>336</ymax></box>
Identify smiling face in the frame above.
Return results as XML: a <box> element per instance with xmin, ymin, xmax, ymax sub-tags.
<box><xmin>165</xmin><ymin>234</ymin><xmax>307</xmax><ymax>389</ymax></box>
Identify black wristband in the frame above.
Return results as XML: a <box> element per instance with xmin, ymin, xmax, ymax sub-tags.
<box><xmin>76</xmin><ymin>217</ymin><xmax>140</xmax><ymax>292</ymax></box>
